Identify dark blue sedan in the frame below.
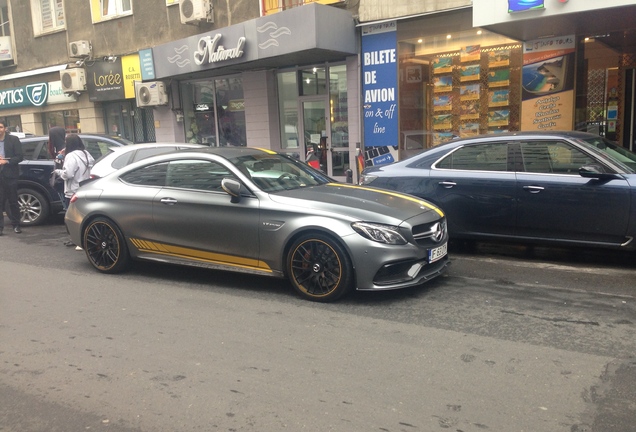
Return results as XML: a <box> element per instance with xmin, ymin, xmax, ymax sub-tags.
<box><xmin>360</xmin><ymin>131</ymin><xmax>636</xmax><ymax>250</ymax></box>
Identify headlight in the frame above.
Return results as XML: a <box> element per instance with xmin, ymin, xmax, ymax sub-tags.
<box><xmin>358</xmin><ymin>174</ymin><xmax>377</xmax><ymax>185</ymax></box>
<box><xmin>352</xmin><ymin>222</ymin><xmax>407</xmax><ymax>245</ymax></box>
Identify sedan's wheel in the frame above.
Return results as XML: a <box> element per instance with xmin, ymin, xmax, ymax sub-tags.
<box><xmin>287</xmin><ymin>233</ymin><xmax>353</xmax><ymax>302</ymax></box>
<box><xmin>16</xmin><ymin>189</ymin><xmax>50</xmax><ymax>226</ymax></box>
<box><xmin>83</xmin><ymin>217</ymin><xmax>130</xmax><ymax>274</ymax></box>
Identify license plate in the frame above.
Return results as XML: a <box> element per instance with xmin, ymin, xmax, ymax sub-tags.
<box><xmin>428</xmin><ymin>243</ymin><xmax>448</xmax><ymax>263</ymax></box>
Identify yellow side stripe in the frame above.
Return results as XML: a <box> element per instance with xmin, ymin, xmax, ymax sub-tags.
<box><xmin>253</xmin><ymin>148</ymin><xmax>277</xmax><ymax>154</ymax></box>
<box><xmin>327</xmin><ymin>183</ymin><xmax>444</xmax><ymax>217</ymax></box>
<box><xmin>129</xmin><ymin>238</ymin><xmax>272</xmax><ymax>273</ymax></box>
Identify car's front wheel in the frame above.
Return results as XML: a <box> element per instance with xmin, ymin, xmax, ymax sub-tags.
<box><xmin>83</xmin><ymin>217</ymin><xmax>130</xmax><ymax>274</ymax></box>
<box><xmin>15</xmin><ymin>189</ymin><xmax>50</xmax><ymax>226</ymax></box>
<box><xmin>286</xmin><ymin>233</ymin><xmax>353</xmax><ymax>302</ymax></box>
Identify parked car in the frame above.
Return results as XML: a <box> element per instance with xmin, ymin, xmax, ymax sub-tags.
<box><xmin>360</xmin><ymin>131</ymin><xmax>636</xmax><ymax>250</ymax></box>
<box><xmin>65</xmin><ymin>147</ymin><xmax>449</xmax><ymax>302</ymax></box>
<box><xmin>13</xmin><ymin>133</ymin><xmax>132</xmax><ymax>225</ymax></box>
<box><xmin>90</xmin><ymin>143</ymin><xmax>205</xmax><ymax>179</ymax></box>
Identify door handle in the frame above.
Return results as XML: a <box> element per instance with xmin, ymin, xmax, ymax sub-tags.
<box><xmin>438</xmin><ymin>181</ymin><xmax>456</xmax><ymax>188</ymax></box>
<box><xmin>160</xmin><ymin>198</ymin><xmax>178</xmax><ymax>205</ymax></box>
<box><xmin>523</xmin><ymin>185</ymin><xmax>544</xmax><ymax>193</ymax></box>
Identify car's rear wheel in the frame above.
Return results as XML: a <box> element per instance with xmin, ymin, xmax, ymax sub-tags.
<box><xmin>286</xmin><ymin>233</ymin><xmax>353</xmax><ymax>302</ymax></box>
<box><xmin>16</xmin><ymin>188</ymin><xmax>50</xmax><ymax>226</ymax></box>
<box><xmin>83</xmin><ymin>217</ymin><xmax>130</xmax><ymax>274</ymax></box>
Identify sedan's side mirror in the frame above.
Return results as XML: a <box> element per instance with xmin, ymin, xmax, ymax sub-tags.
<box><xmin>579</xmin><ymin>164</ymin><xmax>621</xmax><ymax>180</ymax></box>
<box><xmin>221</xmin><ymin>178</ymin><xmax>242</xmax><ymax>203</ymax></box>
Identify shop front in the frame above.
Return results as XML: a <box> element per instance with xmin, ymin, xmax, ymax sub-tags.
<box><xmin>474</xmin><ymin>0</ymin><xmax>636</xmax><ymax>150</ymax></box>
<box><xmin>147</xmin><ymin>3</ymin><xmax>358</xmax><ymax>181</ymax></box>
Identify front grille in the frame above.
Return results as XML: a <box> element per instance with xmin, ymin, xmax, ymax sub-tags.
<box><xmin>412</xmin><ymin>219</ymin><xmax>447</xmax><ymax>247</ymax></box>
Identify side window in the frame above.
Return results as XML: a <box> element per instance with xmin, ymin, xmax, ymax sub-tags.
<box><xmin>111</xmin><ymin>152</ymin><xmax>133</xmax><ymax>169</ymax></box>
<box><xmin>84</xmin><ymin>139</ymin><xmax>112</xmax><ymax>160</ymax></box>
<box><xmin>133</xmin><ymin>147</ymin><xmax>178</xmax><ymax>163</ymax></box>
<box><xmin>91</xmin><ymin>0</ymin><xmax>132</xmax><ymax>22</ymax></box>
<box><xmin>22</xmin><ymin>140</ymin><xmax>45</xmax><ymax>160</ymax></box>
<box><xmin>120</xmin><ymin>162</ymin><xmax>168</xmax><ymax>186</ymax></box>
<box><xmin>521</xmin><ymin>141</ymin><xmax>597</xmax><ymax>174</ymax></box>
<box><xmin>165</xmin><ymin>160</ymin><xmax>233</xmax><ymax>192</ymax></box>
<box><xmin>436</xmin><ymin>143</ymin><xmax>509</xmax><ymax>171</ymax></box>
<box><xmin>31</xmin><ymin>0</ymin><xmax>66</xmax><ymax>36</ymax></box>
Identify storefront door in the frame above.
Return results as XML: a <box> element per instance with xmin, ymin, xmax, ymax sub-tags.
<box><xmin>300</xmin><ymin>98</ymin><xmax>350</xmax><ymax>181</ymax></box>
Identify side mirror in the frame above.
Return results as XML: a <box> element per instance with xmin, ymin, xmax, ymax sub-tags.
<box><xmin>221</xmin><ymin>178</ymin><xmax>242</xmax><ymax>203</ymax></box>
<box><xmin>578</xmin><ymin>164</ymin><xmax>621</xmax><ymax>180</ymax></box>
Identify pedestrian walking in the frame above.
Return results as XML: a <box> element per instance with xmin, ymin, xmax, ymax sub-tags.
<box><xmin>0</xmin><ymin>119</ymin><xmax>24</xmax><ymax>236</ymax></box>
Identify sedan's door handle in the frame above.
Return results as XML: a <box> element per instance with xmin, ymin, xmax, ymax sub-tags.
<box><xmin>160</xmin><ymin>198</ymin><xmax>178</xmax><ymax>205</ymax></box>
<box><xmin>438</xmin><ymin>181</ymin><xmax>456</xmax><ymax>188</ymax></box>
<box><xmin>523</xmin><ymin>185</ymin><xmax>544</xmax><ymax>193</ymax></box>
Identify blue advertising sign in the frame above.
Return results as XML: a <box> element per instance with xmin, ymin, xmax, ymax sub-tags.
<box><xmin>361</xmin><ymin>22</ymin><xmax>398</xmax><ymax>167</ymax></box>
<box><xmin>508</xmin><ymin>0</ymin><xmax>544</xmax><ymax>13</ymax></box>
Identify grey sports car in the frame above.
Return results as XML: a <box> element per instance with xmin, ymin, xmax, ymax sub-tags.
<box><xmin>65</xmin><ymin>147</ymin><xmax>449</xmax><ymax>302</ymax></box>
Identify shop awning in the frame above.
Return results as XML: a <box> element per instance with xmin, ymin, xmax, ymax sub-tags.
<box><xmin>0</xmin><ymin>64</ymin><xmax>67</xmax><ymax>82</ymax></box>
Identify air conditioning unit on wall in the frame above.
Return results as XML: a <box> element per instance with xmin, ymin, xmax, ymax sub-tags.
<box><xmin>180</xmin><ymin>0</ymin><xmax>213</xmax><ymax>25</ymax></box>
<box><xmin>60</xmin><ymin>68</ymin><xmax>87</xmax><ymax>92</ymax></box>
<box><xmin>69</xmin><ymin>40</ymin><xmax>91</xmax><ymax>58</ymax></box>
<box><xmin>135</xmin><ymin>81</ymin><xmax>168</xmax><ymax>107</ymax></box>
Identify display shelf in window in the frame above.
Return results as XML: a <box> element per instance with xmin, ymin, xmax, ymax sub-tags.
<box><xmin>460</xmin><ymin>84</ymin><xmax>480</xmax><ymax>101</ymax></box>
<box><xmin>459</xmin><ymin>122</ymin><xmax>480</xmax><ymax>137</ymax></box>
<box><xmin>488</xmin><ymin>49</ymin><xmax>511</xmax><ymax>68</ymax></box>
<box><xmin>460</xmin><ymin>101</ymin><xmax>480</xmax><ymax>120</ymax></box>
<box><xmin>433</xmin><ymin>114</ymin><xmax>453</xmax><ymax>130</ymax></box>
<box><xmin>460</xmin><ymin>45</ymin><xmax>481</xmax><ymax>63</ymax></box>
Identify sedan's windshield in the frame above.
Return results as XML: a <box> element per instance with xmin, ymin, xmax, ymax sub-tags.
<box><xmin>230</xmin><ymin>153</ymin><xmax>333</xmax><ymax>192</ymax></box>
<box><xmin>579</xmin><ymin>136</ymin><xmax>636</xmax><ymax>172</ymax></box>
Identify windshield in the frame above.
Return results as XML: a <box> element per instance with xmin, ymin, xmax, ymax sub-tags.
<box><xmin>578</xmin><ymin>136</ymin><xmax>636</xmax><ymax>172</ymax></box>
<box><xmin>229</xmin><ymin>153</ymin><xmax>333</xmax><ymax>193</ymax></box>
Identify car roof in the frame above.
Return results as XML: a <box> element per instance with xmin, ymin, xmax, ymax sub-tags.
<box><xmin>178</xmin><ymin>147</ymin><xmax>278</xmax><ymax>158</ymax></box>
<box><xmin>106</xmin><ymin>142</ymin><xmax>205</xmax><ymax>152</ymax></box>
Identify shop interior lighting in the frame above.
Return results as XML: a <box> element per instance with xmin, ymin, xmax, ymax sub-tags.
<box><xmin>446</xmin><ymin>34</ymin><xmax>452</xmax><ymax>39</ymax></box>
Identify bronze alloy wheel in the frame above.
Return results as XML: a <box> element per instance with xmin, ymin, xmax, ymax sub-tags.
<box><xmin>287</xmin><ymin>233</ymin><xmax>353</xmax><ymax>302</ymax></box>
<box><xmin>84</xmin><ymin>217</ymin><xmax>130</xmax><ymax>273</ymax></box>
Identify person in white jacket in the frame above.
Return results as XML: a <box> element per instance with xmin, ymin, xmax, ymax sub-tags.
<box><xmin>54</xmin><ymin>134</ymin><xmax>94</xmax><ymax>207</ymax></box>
<box><xmin>54</xmin><ymin>134</ymin><xmax>94</xmax><ymax>249</ymax></box>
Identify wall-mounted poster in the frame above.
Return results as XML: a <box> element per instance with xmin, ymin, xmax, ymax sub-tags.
<box><xmin>433</xmin><ymin>75</ymin><xmax>453</xmax><ymax>92</ymax></box>
<box><xmin>488</xmin><ymin>109</ymin><xmax>510</xmax><ymax>126</ymax></box>
<box><xmin>488</xmin><ymin>49</ymin><xmax>510</xmax><ymax>68</ymax></box>
<box><xmin>406</xmin><ymin>66</ymin><xmax>422</xmax><ymax>83</ymax></box>
<box><xmin>460</xmin><ymin>101</ymin><xmax>480</xmax><ymax>120</ymax></box>
<box><xmin>460</xmin><ymin>122</ymin><xmax>480</xmax><ymax>137</ymax></box>
<box><xmin>508</xmin><ymin>0</ymin><xmax>544</xmax><ymax>13</ymax></box>
<box><xmin>489</xmin><ymin>89</ymin><xmax>509</xmax><ymax>107</ymax></box>
<box><xmin>521</xmin><ymin>35</ymin><xmax>575</xmax><ymax>131</ymax></box>
<box><xmin>460</xmin><ymin>65</ymin><xmax>480</xmax><ymax>82</ymax></box>
<box><xmin>433</xmin><ymin>114</ymin><xmax>453</xmax><ymax>130</ymax></box>
<box><xmin>488</xmin><ymin>69</ymin><xmax>510</xmax><ymax>87</ymax></box>
<box><xmin>432</xmin><ymin>57</ymin><xmax>453</xmax><ymax>74</ymax></box>
<box><xmin>461</xmin><ymin>45</ymin><xmax>481</xmax><ymax>63</ymax></box>
<box><xmin>433</xmin><ymin>95</ymin><xmax>452</xmax><ymax>111</ymax></box>
<box><xmin>460</xmin><ymin>84</ymin><xmax>480</xmax><ymax>101</ymax></box>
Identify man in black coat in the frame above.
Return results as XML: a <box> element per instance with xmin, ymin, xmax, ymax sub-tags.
<box><xmin>0</xmin><ymin>120</ymin><xmax>24</xmax><ymax>235</ymax></box>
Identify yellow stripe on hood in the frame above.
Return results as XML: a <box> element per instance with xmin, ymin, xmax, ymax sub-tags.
<box><xmin>326</xmin><ymin>183</ymin><xmax>444</xmax><ymax>217</ymax></box>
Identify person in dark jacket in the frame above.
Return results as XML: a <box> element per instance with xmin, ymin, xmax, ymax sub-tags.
<box><xmin>0</xmin><ymin>119</ymin><xmax>24</xmax><ymax>235</ymax></box>
<box><xmin>47</xmin><ymin>126</ymin><xmax>66</xmax><ymax>162</ymax></box>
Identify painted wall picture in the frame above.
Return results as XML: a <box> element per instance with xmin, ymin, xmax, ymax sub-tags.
<box><xmin>433</xmin><ymin>95</ymin><xmax>452</xmax><ymax>111</ymax></box>
<box><xmin>460</xmin><ymin>101</ymin><xmax>480</xmax><ymax>120</ymax></box>
<box><xmin>460</xmin><ymin>45</ymin><xmax>481</xmax><ymax>63</ymax></box>
<box><xmin>433</xmin><ymin>133</ymin><xmax>457</xmax><ymax>146</ymax></box>
<box><xmin>488</xmin><ymin>69</ymin><xmax>510</xmax><ymax>87</ymax></box>
<box><xmin>432</xmin><ymin>57</ymin><xmax>453</xmax><ymax>74</ymax></box>
<box><xmin>488</xmin><ymin>109</ymin><xmax>510</xmax><ymax>127</ymax></box>
<box><xmin>433</xmin><ymin>114</ymin><xmax>453</xmax><ymax>130</ymax></box>
<box><xmin>433</xmin><ymin>75</ymin><xmax>453</xmax><ymax>92</ymax></box>
<box><xmin>460</xmin><ymin>65</ymin><xmax>480</xmax><ymax>82</ymax></box>
<box><xmin>489</xmin><ymin>89</ymin><xmax>510</xmax><ymax>107</ymax></box>
<box><xmin>488</xmin><ymin>49</ymin><xmax>510</xmax><ymax>68</ymax></box>
<box><xmin>459</xmin><ymin>122</ymin><xmax>480</xmax><ymax>137</ymax></box>
<box><xmin>460</xmin><ymin>84</ymin><xmax>480</xmax><ymax>101</ymax></box>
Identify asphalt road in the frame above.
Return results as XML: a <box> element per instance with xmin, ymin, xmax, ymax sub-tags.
<box><xmin>1</xmin><ymin>218</ymin><xmax>634</xmax><ymax>431</ymax></box>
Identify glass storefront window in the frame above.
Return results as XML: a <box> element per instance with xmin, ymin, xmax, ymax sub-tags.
<box><xmin>2</xmin><ymin>115</ymin><xmax>22</xmax><ymax>134</ymax></box>
<box><xmin>300</xmin><ymin>67</ymin><xmax>327</xmax><ymax>96</ymax></box>
<box><xmin>278</xmin><ymin>71</ymin><xmax>300</xmax><ymax>151</ymax></box>
<box><xmin>43</xmin><ymin>110</ymin><xmax>81</xmax><ymax>134</ymax></box>
<box><xmin>181</xmin><ymin>77</ymin><xmax>246</xmax><ymax>146</ymax></box>
<box><xmin>397</xmin><ymin>11</ymin><xmax>520</xmax><ymax>158</ymax></box>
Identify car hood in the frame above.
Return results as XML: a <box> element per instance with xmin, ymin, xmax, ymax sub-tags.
<box><xmin>268</xmin><ymin>183</ymin><xmax>444</xmax><ymax>223</ymax></box>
